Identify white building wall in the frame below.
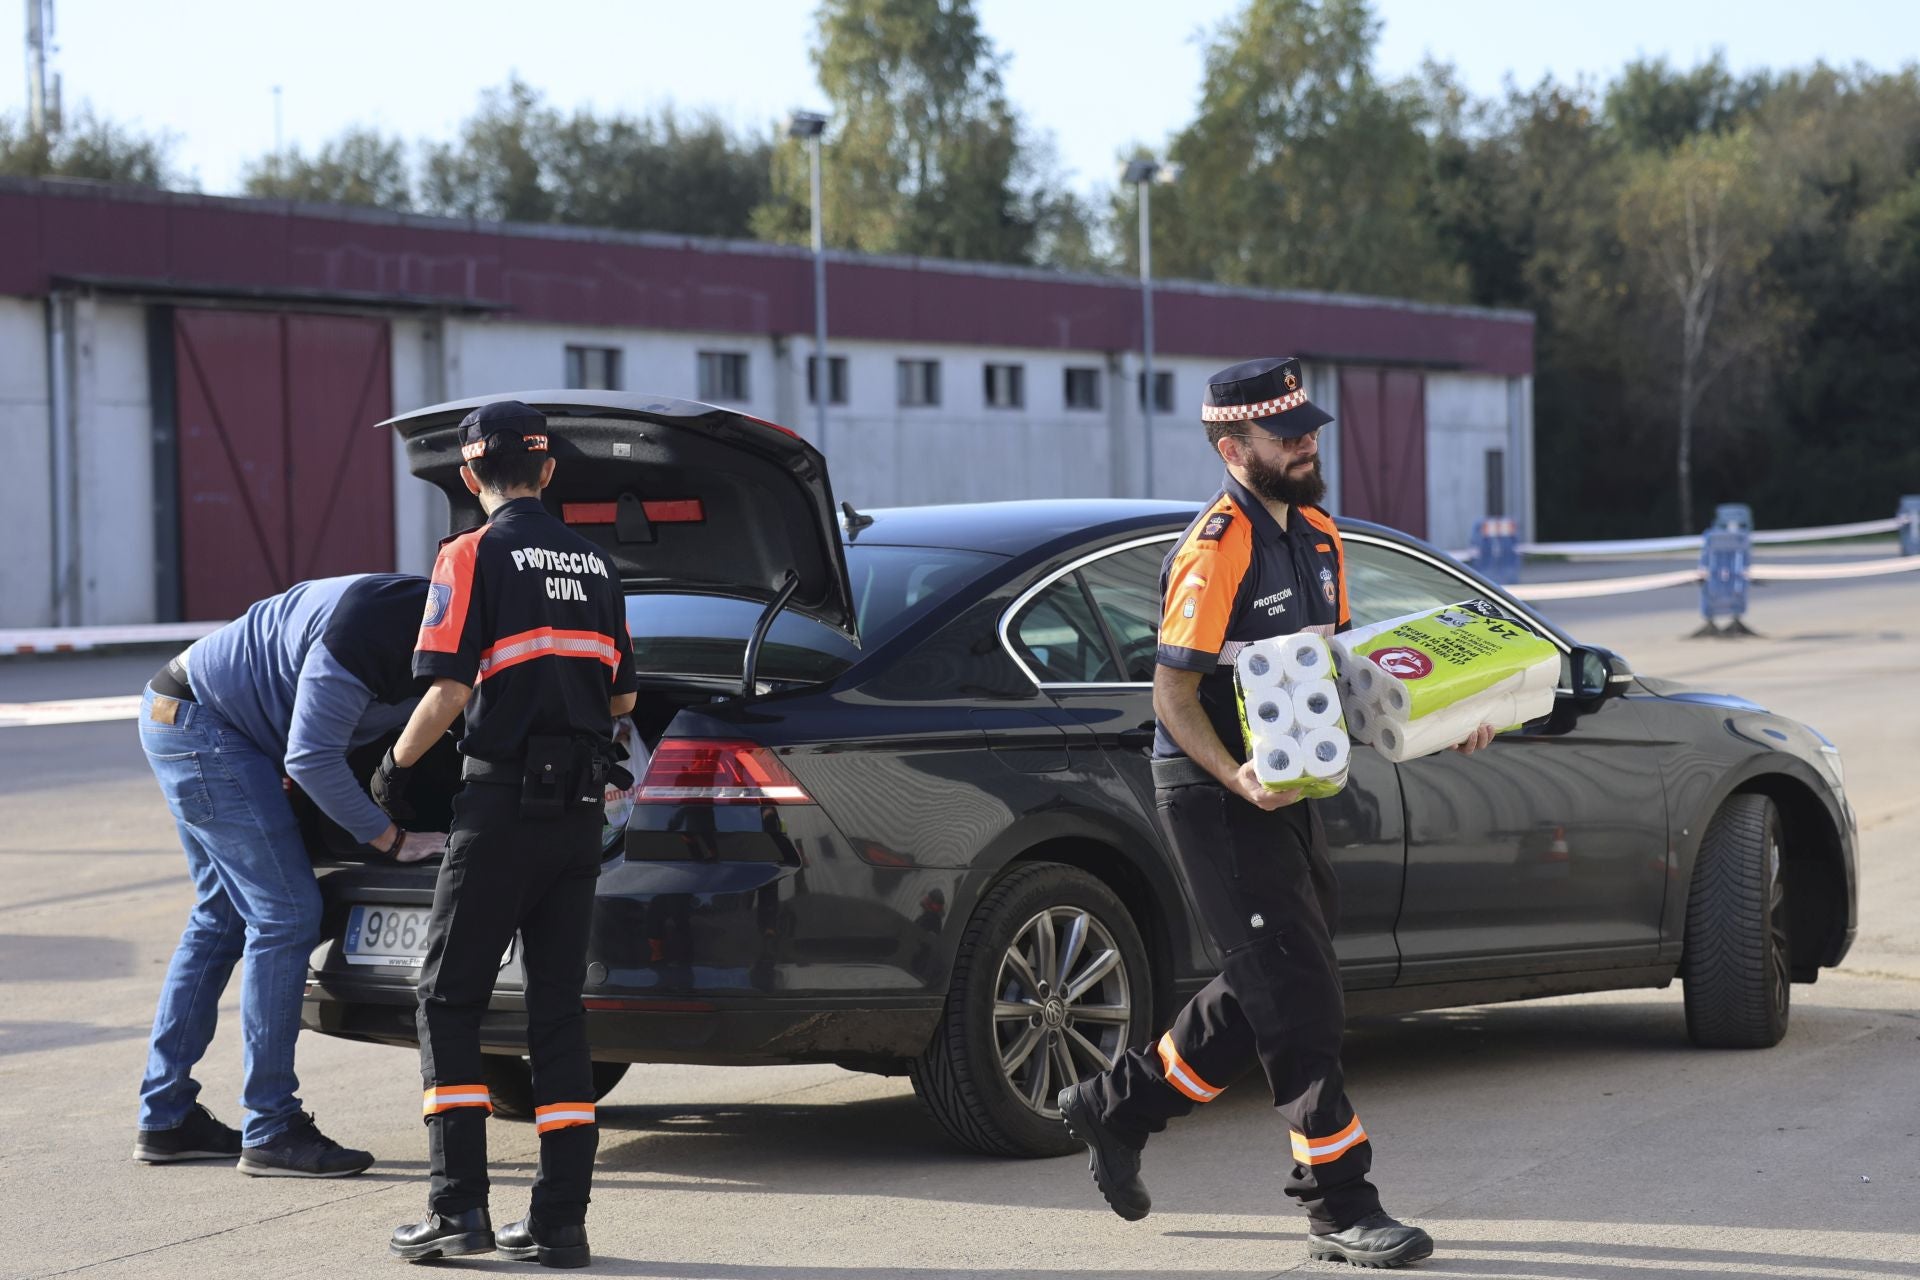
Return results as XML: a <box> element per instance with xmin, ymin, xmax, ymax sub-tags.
<box><xmin>1425</xmin><ymin>372</ymin><xmax>1514</xmax><ymax>554</ymax></box>
<box><xmin>390</xmin><ymin>314</ymin><xmax>451</xmax><ymax>576</ymax></box>
<box><xmin>0</xmin><ymin>299</ymin><xmax>54</xmax><ymax>627</ymax></box>
<box><xmin>72</xmin><ymin>300</ymin><xmax>155</xmax><ymax>624</ymax></box>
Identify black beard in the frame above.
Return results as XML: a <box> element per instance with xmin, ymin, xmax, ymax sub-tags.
<box><xmin>1241</xmin><ymin>451</ymin><xmax>1326</xmax><ymax>507</ymax></box>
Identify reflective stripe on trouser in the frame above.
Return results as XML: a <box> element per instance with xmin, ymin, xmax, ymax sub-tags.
<box><xmin>1083</xmin><ymin>781</ymin><xmax>1382</xmax><ymax>1232</ymax></box>
<box><xmin>535</xmin><ymin>1102</ymin><xmax>596</xmax><ymax>1134</ymax></box>
<box><xmin>416</xmin><ymin>783</ymin><xmax>605</xmax><ymax>1225</ymax></box>
<box><xmin>423</xmin><ymin>1085</ymin><xmax>494</xmax><ymax>1115</ymax></box>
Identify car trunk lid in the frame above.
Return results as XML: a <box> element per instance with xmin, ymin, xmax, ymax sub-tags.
<box><xmin>384</xmin><ymin>392</ymin><xmax>858</xmax><ymax>641</ymax></box>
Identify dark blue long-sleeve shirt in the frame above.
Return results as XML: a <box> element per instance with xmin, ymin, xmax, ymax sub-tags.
<box><xmin>182</xmin><ymin>574</ymin><xmax>429</xmax><ymax>843</ymax></box>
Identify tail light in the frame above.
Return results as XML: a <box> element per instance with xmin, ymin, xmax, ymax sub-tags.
<box><xmin>637</xmin><ymin>739</ymin><xmax>814</xmax><ymax>805</ymax></box>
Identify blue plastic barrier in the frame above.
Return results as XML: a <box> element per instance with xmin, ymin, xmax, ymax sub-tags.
<box><xmin>1699</xmin><ymin>526</ymin><xmax>1751</xmax><ymax>631</ymax></box>
<box><xmin>1901</xmin><ymin>496</ymin><xmax>1920</xmax><ymax>558</ymax></box>
<box><xmin>1474</xmin><ymin>516</ymin><xmax>1520</xmax><ymax>585</ymax></box>
<box><xmin>1713</xmin><ymin>503</ymin><xmax>1753</xmax><ymax>533</ymax></box>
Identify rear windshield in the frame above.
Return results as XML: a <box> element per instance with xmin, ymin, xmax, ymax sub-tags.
<box><xmin>624</xmin><ymin>544</ymin><xmax>1000</xmax><ymax>682</ymax></box>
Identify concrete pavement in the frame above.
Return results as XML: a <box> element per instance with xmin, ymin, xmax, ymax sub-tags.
<box><xmin>1</xmin><ymin>579</ymin><xmax>1915</xmax><ymax>1279</ymax></box>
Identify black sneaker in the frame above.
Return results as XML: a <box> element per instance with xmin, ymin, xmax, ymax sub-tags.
<box><xmin>133</xmin><ymin>1103</ymin><xmax>242</xmax><ymax>1163</ymax></box>
<box><xmin>1056</xmin><ymin>1082</ymin><xmax>1151</xmax><ymax>1221</ymax></box>
<box><xmin>236</xmin><ymin>1112</ymin><xmax>373</xmax><ymax>1178</ymax></box>
<box><xmin>1307</xmin><ymin>1212</ymin><xmax>1435</xmax><ymax>1268</ymax></box>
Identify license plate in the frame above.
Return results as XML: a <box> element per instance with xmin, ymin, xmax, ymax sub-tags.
<box><xmin>342</xmin><ymin>905</ymin><xmax>514</xmax><ymax>970</ymax></box>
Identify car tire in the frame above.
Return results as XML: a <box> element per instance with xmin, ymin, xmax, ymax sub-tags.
<box><xmin>1682</xmin><ymin>793</ymin><xmax>1790</xmax><ymax>1048</ymax></box>
<box><xmin>480</xmin><ymin>1056</ymin><xmax>633</xmax><ymax>1120</ymax></box>
<box><xmin>910</xmin><ymin>861</ymin><xmax>1153</xmax><ymax>1158</ymax></box>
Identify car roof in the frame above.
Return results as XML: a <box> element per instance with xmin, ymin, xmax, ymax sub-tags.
<box><xmin>841</xmin><ymin>498</ymin><xmax>1408</xmax><ymax>557</ymax></box>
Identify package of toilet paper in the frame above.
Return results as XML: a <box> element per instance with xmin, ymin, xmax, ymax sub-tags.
<box><xmin>1332</xmin><ymin>601</ymin><xmax>1560</xmax><ymax>762</ymax></box>
<box><xmin>1234</xmin><ymin>632</ymin><xmax>1350</xmax><ymax>798</ymax></box>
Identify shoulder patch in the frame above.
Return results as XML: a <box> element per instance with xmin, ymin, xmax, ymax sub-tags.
<box><xmin>1199</xmin><ymin>512</ymin><xmax>1234</xmax><ymax>542</ymax></box>
<box><xmin>422</xmin><ymin>582</ymin><xmax>452</xmax><ymax>628</ymax></box>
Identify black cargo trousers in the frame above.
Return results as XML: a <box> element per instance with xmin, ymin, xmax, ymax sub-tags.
<box><xmin>415</xmin><ymin>781</ymin><xmax>604</xmax><ymax>1226</ymax></box>
<box><xmin>1085</xmin><ymin>773</ymin><xmax>1382</xmax><ymax>1232</ymax></box>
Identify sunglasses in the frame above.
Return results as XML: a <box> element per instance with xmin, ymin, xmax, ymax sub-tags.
<box><xmin>1228</xmin><ymin>427</ymin><xmax>1321</xmax><ymax>449</ymax></box>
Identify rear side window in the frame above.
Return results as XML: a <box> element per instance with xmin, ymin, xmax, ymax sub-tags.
<box><xmin>1011</xmin><ymin>577</ymin><xmax>1122</xmax><ymax>684</ymax></box>
<box><xmin>1077</xmin><ymin>542</ymin><xmax>1167</xmax><ymax>682</ymax></box>
<box><xmin>624</xmin><ymin>544</ymin><xmax>996</xmax><ymax>682</ymax></box>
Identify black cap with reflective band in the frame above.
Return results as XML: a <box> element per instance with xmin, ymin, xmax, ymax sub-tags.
<box><xmin>1201</xmin><ymin>357</ymin><xmax>1333</xmax><ymax>438</ymax></box>
<box><xmin>458</xmin><ymin>400</ymin><xmax>551</xmax><ymax>461</ymax></box>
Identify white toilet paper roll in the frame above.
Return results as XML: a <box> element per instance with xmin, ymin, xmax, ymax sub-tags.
<box><xmin>1278</xmin><ymin>633</ymin><xmax>1332</xmax><ymax>684</ymax></box>
<box><xmin>1343</xmin><ymin>697</ymin><xmax>1380</xmax><ymax>745</ymax></box>
<box><xmin>1372</xmin><ymin>694</ymin><xmax>1519</xmax><ymax>763</ymax></box>
<box><xmin>1291</xmin><ymin>678</ymin><xmax>1342</xmax><ymax>730</ymax></box>
<box><xmin>1249</xmin><ymin>691</ymin><xmax>1296</xmax><ymax>734</ymax></box>
<box><xmin>1254</xmin><ymin>734</ymin><xmax>1306</xmax><ymax>787</ymax></box>
<box><xmin>1299</xmin><ymin>726</ymin><xmax>1350</xmax><ymax>779</ymax></box>
<box><xmin>1363</xmin><ymin>665</ymin><xmax>1412</xmax><ymax>717</ymax></box>
<box><xmin>1235</xmin><ymin>641</ymin><xmax>1289</xmax><ymax>693</ymax></box>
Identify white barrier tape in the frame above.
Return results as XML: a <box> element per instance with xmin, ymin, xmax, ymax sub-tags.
<box><xmin>0</xmin><ymin>622</ymin><xmax>222</xmax><ymax>656</ymax></box>
<box><xmin>1518</xmin><ymin>535</ymin><xmax>1704</xmax><ymax>557</ymax></box>
<box><xmin>1750</xmin><ymin>517</ymin><xmax>1903</xmax><ymax>544</ymax></box>
<box><xmin>1506</xmin><ymin>569</ymin><xmax>1704</xmax><ymax>601</ymax></box>
<box><xmin>0</xmin><ymin>695</ymin><xmax>145</xmax><ymax>728</ymax></box>
<box><xmin>1748</xmin><ymin>557</ymin><xmax>1920</xmax><ymax>581</ymax></box>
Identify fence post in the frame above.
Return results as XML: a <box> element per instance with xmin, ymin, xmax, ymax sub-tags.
<box><xmin>1697</xmin><ymin>525</ymin><xmax>1754</xmax><ymax>637</ymax></box>
<box><xmin>1474</xmin><ymin>516</ymin><xmax>1519</xmax><ymax>585</ymax></box>
<box><xmin>1900</xmin><ymin>496</ymin><xmax>1920</xmax><ymax>558</ymax></box>
<box><xmin>1712</xmin><ymin>502</ymin><xmax>1753</xmax><ymax>534</ymax></box>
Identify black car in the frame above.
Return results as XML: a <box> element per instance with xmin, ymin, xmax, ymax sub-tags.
<box><xmin>302</xmin><ymin>392</ymin><xmax>1858</xmax><ymax>1160</ymax></box>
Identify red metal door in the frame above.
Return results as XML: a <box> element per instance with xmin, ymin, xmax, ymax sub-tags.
<box><xmin>1337</xmin><ymin>367</ymin><xmax>1427</xmax><ymax>538</ymax></box>
<box><xmin>175</xmin><ymin>310</ymin><xmax>393</xmax><ymax>619</ymax></box>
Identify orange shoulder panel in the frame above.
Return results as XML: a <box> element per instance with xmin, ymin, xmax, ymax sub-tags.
<box><xmin>1159</xmin><ymin>498</ymin><xmax>1253</xmax><ymax>659</ymax></box>
<box><xmin>416</xmin><ymin>526</ymin><xmax>485</xmax><ymax>655</ymax></box>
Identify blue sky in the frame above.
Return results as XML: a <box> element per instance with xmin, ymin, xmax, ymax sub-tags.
<box><xmin>8</xmin><ymin>0</ymin><xmax>1915</xmax><ymax>197</ymax></box>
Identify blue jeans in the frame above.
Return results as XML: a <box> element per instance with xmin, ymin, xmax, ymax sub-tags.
<box><xmin>136</xmin><ymin>686</ymin><xmax>322</xmax><ymax>1147</ymax></box>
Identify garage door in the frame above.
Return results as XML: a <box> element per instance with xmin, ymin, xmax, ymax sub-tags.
<box><xmin>1337</xmin><ymin>367</ymin><xmax>1427</xmax><ymax>539</ymax></box>
<box><xmin>174</xmin><ymin>310</ymin><xmax>394</xmax><ymax>619</ymax></box>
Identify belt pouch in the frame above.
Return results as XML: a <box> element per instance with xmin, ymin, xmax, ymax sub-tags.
<box><xmin>520</xmin><ymin>735</ymin><xmax>573</xmax><ymax>818</ymax></box>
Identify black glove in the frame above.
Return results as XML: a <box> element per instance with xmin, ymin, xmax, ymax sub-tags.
<box><xmin>371</xmin><ymin>747</ymin><xmax>416</xmax><ymax>822</ymax></box>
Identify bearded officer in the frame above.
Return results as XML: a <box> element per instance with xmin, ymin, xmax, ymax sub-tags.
<box><xmin>1056</xmin><ymin>358</ymin><xmax>1494</xmax><ymax>1270</ymax></box>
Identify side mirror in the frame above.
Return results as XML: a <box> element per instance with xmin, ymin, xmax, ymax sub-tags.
<box><xmin>1570</xmin><ymin>646</ymin><xmax>1631</xmax><ymax>700</ymax></box>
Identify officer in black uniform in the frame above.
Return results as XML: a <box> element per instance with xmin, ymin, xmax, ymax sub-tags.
<box><xmin>380</xmin><ymin>401</ymin><xmax>638</xmax><ymax>1268</ymax></box>
<box><xmin>1056</xmin><ymin>359</ymin><xmax>1493</xmax><ymax>1270</ymax></box>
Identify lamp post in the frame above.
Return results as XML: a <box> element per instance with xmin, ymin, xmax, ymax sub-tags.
<box><xmin>787</xmin><ymin>110</ymin><xmax>830</xmax><ymax>453</ymax></box>
<box><xmin>1123</xmin><ymin>158</ymin><xmax>1180</xmax><ymax>498</ymax></box>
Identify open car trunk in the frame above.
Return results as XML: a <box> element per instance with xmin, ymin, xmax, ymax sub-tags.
<box><xmin>385</xmin><ymin>391</ymin><xmax>858</xmax><ymax>642</ymax></box>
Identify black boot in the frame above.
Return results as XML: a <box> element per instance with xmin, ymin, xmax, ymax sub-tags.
<box><xmin>497</xmin><ymin>1217</ymin><xmax>590</xmax><ymax>1269</ymax></box>
<box><xmin>1307</xmin><ymin>1212</ymin><xmax>1434</xmax><ymax>1268</ymax></box>
<box><xmin>1056</xmin><ymin>1082</ymin><xmax>1150</xmax><ymax>1221</ymax></box>
<box><xmin>389</xmin><ymin>1208</ymin><xmax>495</xmax><ymax>1262</ymax></box>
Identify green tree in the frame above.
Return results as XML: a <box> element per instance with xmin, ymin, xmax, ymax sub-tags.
<box><xmin>753</xmin><ymin>0</ymin><xmax>1038</xmax><ymax>262</ymax></box>
<box><xmin>241</xmin><ymin>128</ymin><xmax>413</xmax><ymax>208</ymax></box>
<box><xmin>0</xmin><ymin>106</ymin><xmax>178</xmax><ymax>186</ymax></box>
<box><xmin>1618</xmin><ymin>129</ymin><xmax>1797</xmax><ymax>531</ymax></box>
<box><xmin>1605</xmin><ymin>55</ymin><xmax>1768</xmax><ymax>154</ymax></box>
<box><xmin>543</xmin><ymin>107</ymin><xmax>772</xmax><ymax>239</ymax></box>
<box><xmin>418</xmin><ymin>78</ymin><xmax>558</xmax><ymax>223</ymax></box>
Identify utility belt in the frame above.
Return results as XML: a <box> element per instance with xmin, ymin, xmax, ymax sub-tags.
<box><xmin>1149</xmin><ymin>754</ymin><xmax>1217</xmax><ymax>790</ymax></box>
<box><xmin>150</xmin><ymin>653</ymin><xmax>196</xmax><ymax>703</ymax></box>
<box><xmin>463</xmin><ymin>734</ymin><xmax>634</xmax><ymax>819</ymax></box>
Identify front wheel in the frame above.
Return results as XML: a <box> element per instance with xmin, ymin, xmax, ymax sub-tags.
<box><xmin>1682</xmin><ymin>793</ymin><xmax>1790</xmax><ymax>1048</ymax></box>
<box><xmin>480</xmin><ymin>1056</ymin><xmax>632</xmax><ymax>1120</ymax></box>
<box><xmin>910</xmin><ymin>862</ymin><xmax>1153</xmax><ymax>1157</ymax></box>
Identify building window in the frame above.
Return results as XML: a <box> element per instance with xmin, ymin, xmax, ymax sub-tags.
<box><xmin>897</xmin><ymin>359</ymin><xmax>941</xmax><ymax>408</ymax></box>
<box><xmin>1485</xmin><ymin>448</ymin><xmax>1506</xmax><ymax>518</ymax></box>
<box><xmin>984</xmin><ymin>363</ymin><xmax>1025</xmax><ymax>409</ymax></box>
<box><xmin>1064</xmin><ymin>367</ymin><xmax>1102</xmax><ymax>410</ymax></box>
<box><xmin>565</xmin><ymin>345</ymin><xmax>622</xmax><ymax>391</ymax></box>
<box><xmin>698</xmin><ymin>351</ymin><xmax>750</xmax><ymax>402</ymax></box>
<box><xmin>807</xmin><ymin>355</ymin><xmax>849</xmax><ymax>406</ymax></box>
<box><xmin>1136</xmin><ymin>370</ymin><xmax>1174</xmax><ymax>413</ymax></box>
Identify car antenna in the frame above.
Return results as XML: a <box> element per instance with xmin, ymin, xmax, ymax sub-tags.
<box><xmin>841</xmin><ymin>500</ymin><xmax>875</xmax><ymax>536</ymax></box>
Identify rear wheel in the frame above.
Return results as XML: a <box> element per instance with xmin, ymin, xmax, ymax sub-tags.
<box><xmin>480</xmin><ymin>1056</ymin><xmax>632</xmax><ymax>1119</ymax></box>
<box><xmin>910</xmin><ymin>862</ymin><xmax>1153</xmax><ymax>1157</ymax></box>
<box><xmin>1682</xmin><ymin>793</ymin><xmax>1790</xmax><ymax>1048</ymax></box>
